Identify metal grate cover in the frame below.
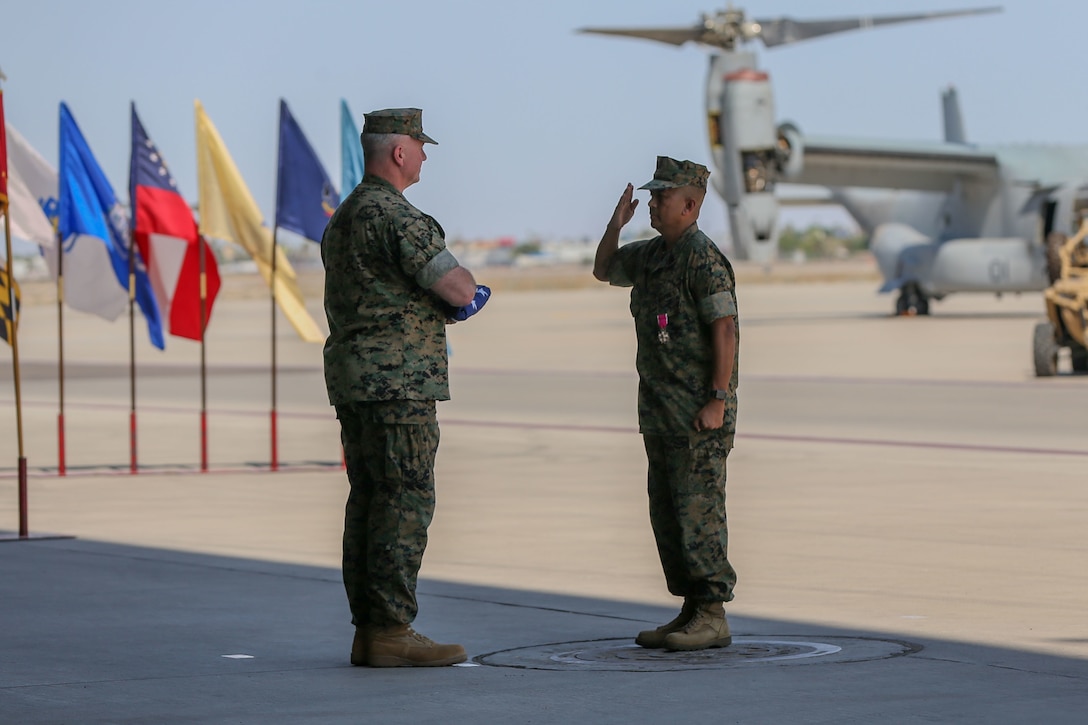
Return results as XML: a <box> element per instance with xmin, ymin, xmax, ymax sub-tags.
<box><xmin>476</xmin><ymin>635</ymin><xmax>921</xmax><ymax>672</ymax></box>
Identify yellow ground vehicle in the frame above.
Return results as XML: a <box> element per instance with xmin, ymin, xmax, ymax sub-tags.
<box><xmin>1034</xmin><ymin>219</ymin><xmax>1088</xmax><ymax>376</ymax></box>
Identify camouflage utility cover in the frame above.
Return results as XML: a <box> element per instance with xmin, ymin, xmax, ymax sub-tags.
<box><xmin>321</xmin><ymin>174</ymin><xmax>459</xmax><ymax>404</ymax></box>
<box><xmin>608</xmin><ymin>224</ymin><xmax>739</xmax><ymax>443</ymax></box>
<box><xmin>638</xmin><ymin>156</ymin><xmax>710</xmax><ymax>191</ymax></box>
<box><xmin>362</xmin><ymin>108</ymin><xmax>437</xmax><ymax>144</ymax></box>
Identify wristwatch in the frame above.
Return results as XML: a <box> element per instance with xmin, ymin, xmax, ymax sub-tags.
<box><xmin>711</xmin><ymin>389</ymin><xmax>729</xmax><ymax>401</ymax></box>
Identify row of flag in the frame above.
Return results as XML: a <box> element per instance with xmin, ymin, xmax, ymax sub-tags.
<box><xmin>1</xmin><ymin>97</ymin><xmax>370</xmax><ymax>348</ymax></box>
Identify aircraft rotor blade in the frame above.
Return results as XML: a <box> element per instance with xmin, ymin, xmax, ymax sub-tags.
<box><xmin>755</xmin><ymin>7</ymin><xmax>1002</xmax><ymax>48</ymax></box>
<box><xmin>577</xmin><ymin>26</ymin><xmax>706</xmax><ymax>47</ymax></box>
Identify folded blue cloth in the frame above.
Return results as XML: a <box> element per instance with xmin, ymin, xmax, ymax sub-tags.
<box><xmin>449</xmin><ymin>285</ymin><xmax>491</xmax><ymax>322</ymax></box>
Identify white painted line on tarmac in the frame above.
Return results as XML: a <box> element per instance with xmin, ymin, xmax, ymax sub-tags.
<box><xmin>221</xmin><ymin>654</ymin><xmax>255</xmax><ymax>659</ymax></box>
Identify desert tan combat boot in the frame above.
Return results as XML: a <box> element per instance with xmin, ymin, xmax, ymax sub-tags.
<box><xmin>662</xmin><ymin>602</ymin><xmax>731</xmax><ymax>651</ymax></box>
<box><xmin>635</xmin><ymin>599</ymin><xmax>696</xmax><ymax>649</ymax></box>
<box><xmin>365</xmin><ymin>625</ymin><xmax>467</xmax><ymax>667</ymax></box>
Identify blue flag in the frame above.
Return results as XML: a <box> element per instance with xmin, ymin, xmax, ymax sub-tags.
<box><xmin>275</xmin><ymin>99</ymin><xmax>338</xmax><ymax>243</ymax></box>
<box><xmin>340</xmin><ymin>99</ymin><xmax>364</xmax><ymax>198</ymax></box>
<box><xmin>58</xmin><ymin>102</ymin><xmax>164</xmax><ymax>349</ymax></box>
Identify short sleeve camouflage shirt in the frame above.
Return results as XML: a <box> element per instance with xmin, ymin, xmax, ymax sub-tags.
<box><xmin>608</xmin><ymin>223</ymin><xmax>740</xmax><ymax>441</ymax></box>
<box><xmin>321</xmin><ymin>174</ymin><xmax>460</xmax><ymax>405</ymax></box>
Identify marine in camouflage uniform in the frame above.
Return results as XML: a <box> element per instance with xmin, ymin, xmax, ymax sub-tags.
<box><xmin>593</xmin><ymin>156</ymin><xmax>739</xmax><ymax>651</ymax></box>
<box><xmin>322</xmin><ymin>108</ymin><xmax>476</xmax><ymax>667</ymax></box>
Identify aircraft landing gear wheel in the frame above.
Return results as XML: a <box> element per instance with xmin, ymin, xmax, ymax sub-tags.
<box><xmin>1071</xmin><ymin>345</ymin><xmax>1088</xmax><ymax>373</ymax></box>
<box><xmin>1033</xmin><ymin>321</ymin><xmax>1059</xmax><ymax>377</ymax></box>
<box><xmin>895</xmin><ymin>284</ymin><xmax>930</xmax><ymax>316</ymax></box>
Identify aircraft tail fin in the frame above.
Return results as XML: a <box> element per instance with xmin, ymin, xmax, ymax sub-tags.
<box><xmin>942</xmin><ymin>86</ymin><xmax>966</xmax><ymax>144</ymax></box>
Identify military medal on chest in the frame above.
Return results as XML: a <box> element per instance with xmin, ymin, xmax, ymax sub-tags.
<box><xmin>657</xmin><ymin>313</ymin><xmax>670</xmax><ymax>344</ymax></box>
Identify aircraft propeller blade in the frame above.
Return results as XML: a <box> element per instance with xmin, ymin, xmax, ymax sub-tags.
<box><xmin>577</xmin><ymin>26</ymin><xmax>706</xmax><ymax>47</ymax></box>
<box><xmin>755</xmin><ymin>7</ymin><xmax>1003</xmax><ymax>48</ymax></box>
<box><xmin>579</xmin><ymin>6</ymin><xmax>1002</xmax><ymax>51</ymax></box>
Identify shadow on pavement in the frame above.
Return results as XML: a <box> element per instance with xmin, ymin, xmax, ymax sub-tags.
<box><xmin>2</xmin><ymin>537</ymin><xmax>1086</xmax><ymax>724</ymax></box>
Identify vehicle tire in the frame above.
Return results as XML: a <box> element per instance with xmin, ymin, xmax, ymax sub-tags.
<box><xmin>1046</xmin><ymin>232</ymin><xmax>1066</xmax><ymax>284</ymax></box>
<box><xmin>895</xmin><ymin>284</ymin><xmax>928</xmax><ymax>316</ymax></box>
<box><xmin>895</xmin><ymin>290</ymin><xmax>910</xmax><ymax>316</ymax></box>
<box><xmin>1072</xmin><ymin>345</ymin><xmax>1088</xmax><ymax>373</ymax></box>
<box><xmin>1033</xmin><ymin>321</ymin><xmax>1059</xmax><ymax>377</ymax></box>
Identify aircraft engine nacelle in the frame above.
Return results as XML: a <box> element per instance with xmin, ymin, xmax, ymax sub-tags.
<box><xmin>706</xmin><ymin>53</ymin><xmax>780</xmax><ymax>263</ymax></box>
<box><xmin>872</xmin><ymin>223</ymin><xmax>1050</xmax><ymax>297</ymax></box>
<box><xmin>927</xmin><ymin>237</ymin><xmax>1048</xmax><ymax>295</ymax></box>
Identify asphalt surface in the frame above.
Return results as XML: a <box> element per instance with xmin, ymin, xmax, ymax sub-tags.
<box><xmin>2</xmin><ymin>269</ymin><xmax>1087</xmax><ymax>723</ymax></box>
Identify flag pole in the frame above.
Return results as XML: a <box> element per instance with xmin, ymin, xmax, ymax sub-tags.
<box><xmin>3</xmin><ymin>200</ymin><xmax>29</xmax><ymax>536</ymax></box>
<box><xmin>270</xmin><ymin>99</ymin><xmax>283</xmax><ymax>473</ymax></box>
<box><xmin>127</xmin><ymin>221</ymin><xmax>137</xmax><ymax>474</ymax></box>
<box><xmin>272</xmin><ymin>227</ymin><xmax>280</xmax><ymax>468</ymax></box>
<box><xmin>53</xmin><ymin>221</ymin><xmax>66</xmax><ymax>476</ymax></box>
<box><xmin>199</xmin><ymin>235</ymin><xmax>208</xmax><ymax>472</ymax></box>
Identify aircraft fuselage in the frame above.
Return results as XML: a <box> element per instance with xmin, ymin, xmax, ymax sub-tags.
<box><xmin>831</xmin><ymin>143</ymin><xmax>1088</xmax><ymax>299</ymax></box>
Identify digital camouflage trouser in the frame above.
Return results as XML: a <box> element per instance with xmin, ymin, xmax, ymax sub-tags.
<box><xmin>644</xmin><ymin>433</ymin><xmax>737</xmax><ymax>603</ymax></box>
<box><xmin>336</xmin><ymin>400</ymin><xmax>439</xmax><ymax>629</ymax></box>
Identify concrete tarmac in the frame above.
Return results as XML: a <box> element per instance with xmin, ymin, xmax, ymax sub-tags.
<box><xmin>2</xmin><ymin>264</ymin><xmax>1087</xmax><ymax>723</ymax></box>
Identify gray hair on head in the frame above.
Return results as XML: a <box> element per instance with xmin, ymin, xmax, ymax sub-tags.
<box><xmin>361</xmin><ymin>132</ymin><xmax>404</xmax><ymax>163</ymax></box>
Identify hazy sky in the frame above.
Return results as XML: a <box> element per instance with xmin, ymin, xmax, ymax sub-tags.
<box><xmin>2</xmin><ymin>0</ymin><xmax>1084</xmax><ymax>247</ymax></box>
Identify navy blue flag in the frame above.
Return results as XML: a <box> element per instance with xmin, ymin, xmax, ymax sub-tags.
<box><xmin>275</xmin><ymin>99</ymin><xmax>338</xmax><ymax>243</ymax></box>
<box><xmin>58</xmin><ymin>102</ymin><xmax>164</xmax><ymax>349</ymax></box>
<box><xmin>448</xmin><ymin>285</ymin><xmax>492</xmax><ymax>322</ymax></box>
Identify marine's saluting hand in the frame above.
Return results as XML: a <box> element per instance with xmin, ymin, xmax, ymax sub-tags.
<box><xmin>608</xmin><ymin>183</ymin><xmax>639</xmax><ymax>232</ymax></box>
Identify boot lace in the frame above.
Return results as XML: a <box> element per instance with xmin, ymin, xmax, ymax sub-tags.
<box><xmin>406</xmin><ymin>629</ymin><xmax>437</xmax><ymax>646</ymax></box>
<box><xmin>679</xmin><ymin>609</ymin><xmax>712</xmax><ymax>633</ymax></box>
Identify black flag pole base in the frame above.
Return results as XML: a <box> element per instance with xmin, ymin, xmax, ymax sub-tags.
<box><xmin>0</xmin><ymin>531</ymin><xmax>76</xmax><ymax>542</ymax></box>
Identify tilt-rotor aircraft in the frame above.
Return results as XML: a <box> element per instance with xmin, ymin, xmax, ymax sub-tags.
<box><xmin>581</xmin><ymin>6</ymin><xmax>1088</xmax><ymax>315</ymax></box>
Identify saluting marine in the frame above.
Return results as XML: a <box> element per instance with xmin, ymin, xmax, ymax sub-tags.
<box><xmin>593</xmin><ymin>156</ymin><xmax>740</xmax><ymax>651</ymax></box>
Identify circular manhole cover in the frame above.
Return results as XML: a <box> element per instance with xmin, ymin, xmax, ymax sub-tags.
<box><xmin>476</xmin><ymin>636</ymin><xmax>920</xmax><ymax>672</ymax></box>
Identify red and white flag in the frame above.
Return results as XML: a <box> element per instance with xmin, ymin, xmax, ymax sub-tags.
<box><xmin>129</xmin><ymin>104</ymin><xmax>221</xmax><ymax>340</ymax></box>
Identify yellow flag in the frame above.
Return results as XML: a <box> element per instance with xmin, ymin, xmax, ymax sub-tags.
<box><xmin>194</xmin><ymin>100</ymin><xmax>324</xmax><ymax>343</ymax></box>
<box><xmin>1</xmin><ymin>260</ymin><xmax>20</xmax><ymax>347</ymax></box>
